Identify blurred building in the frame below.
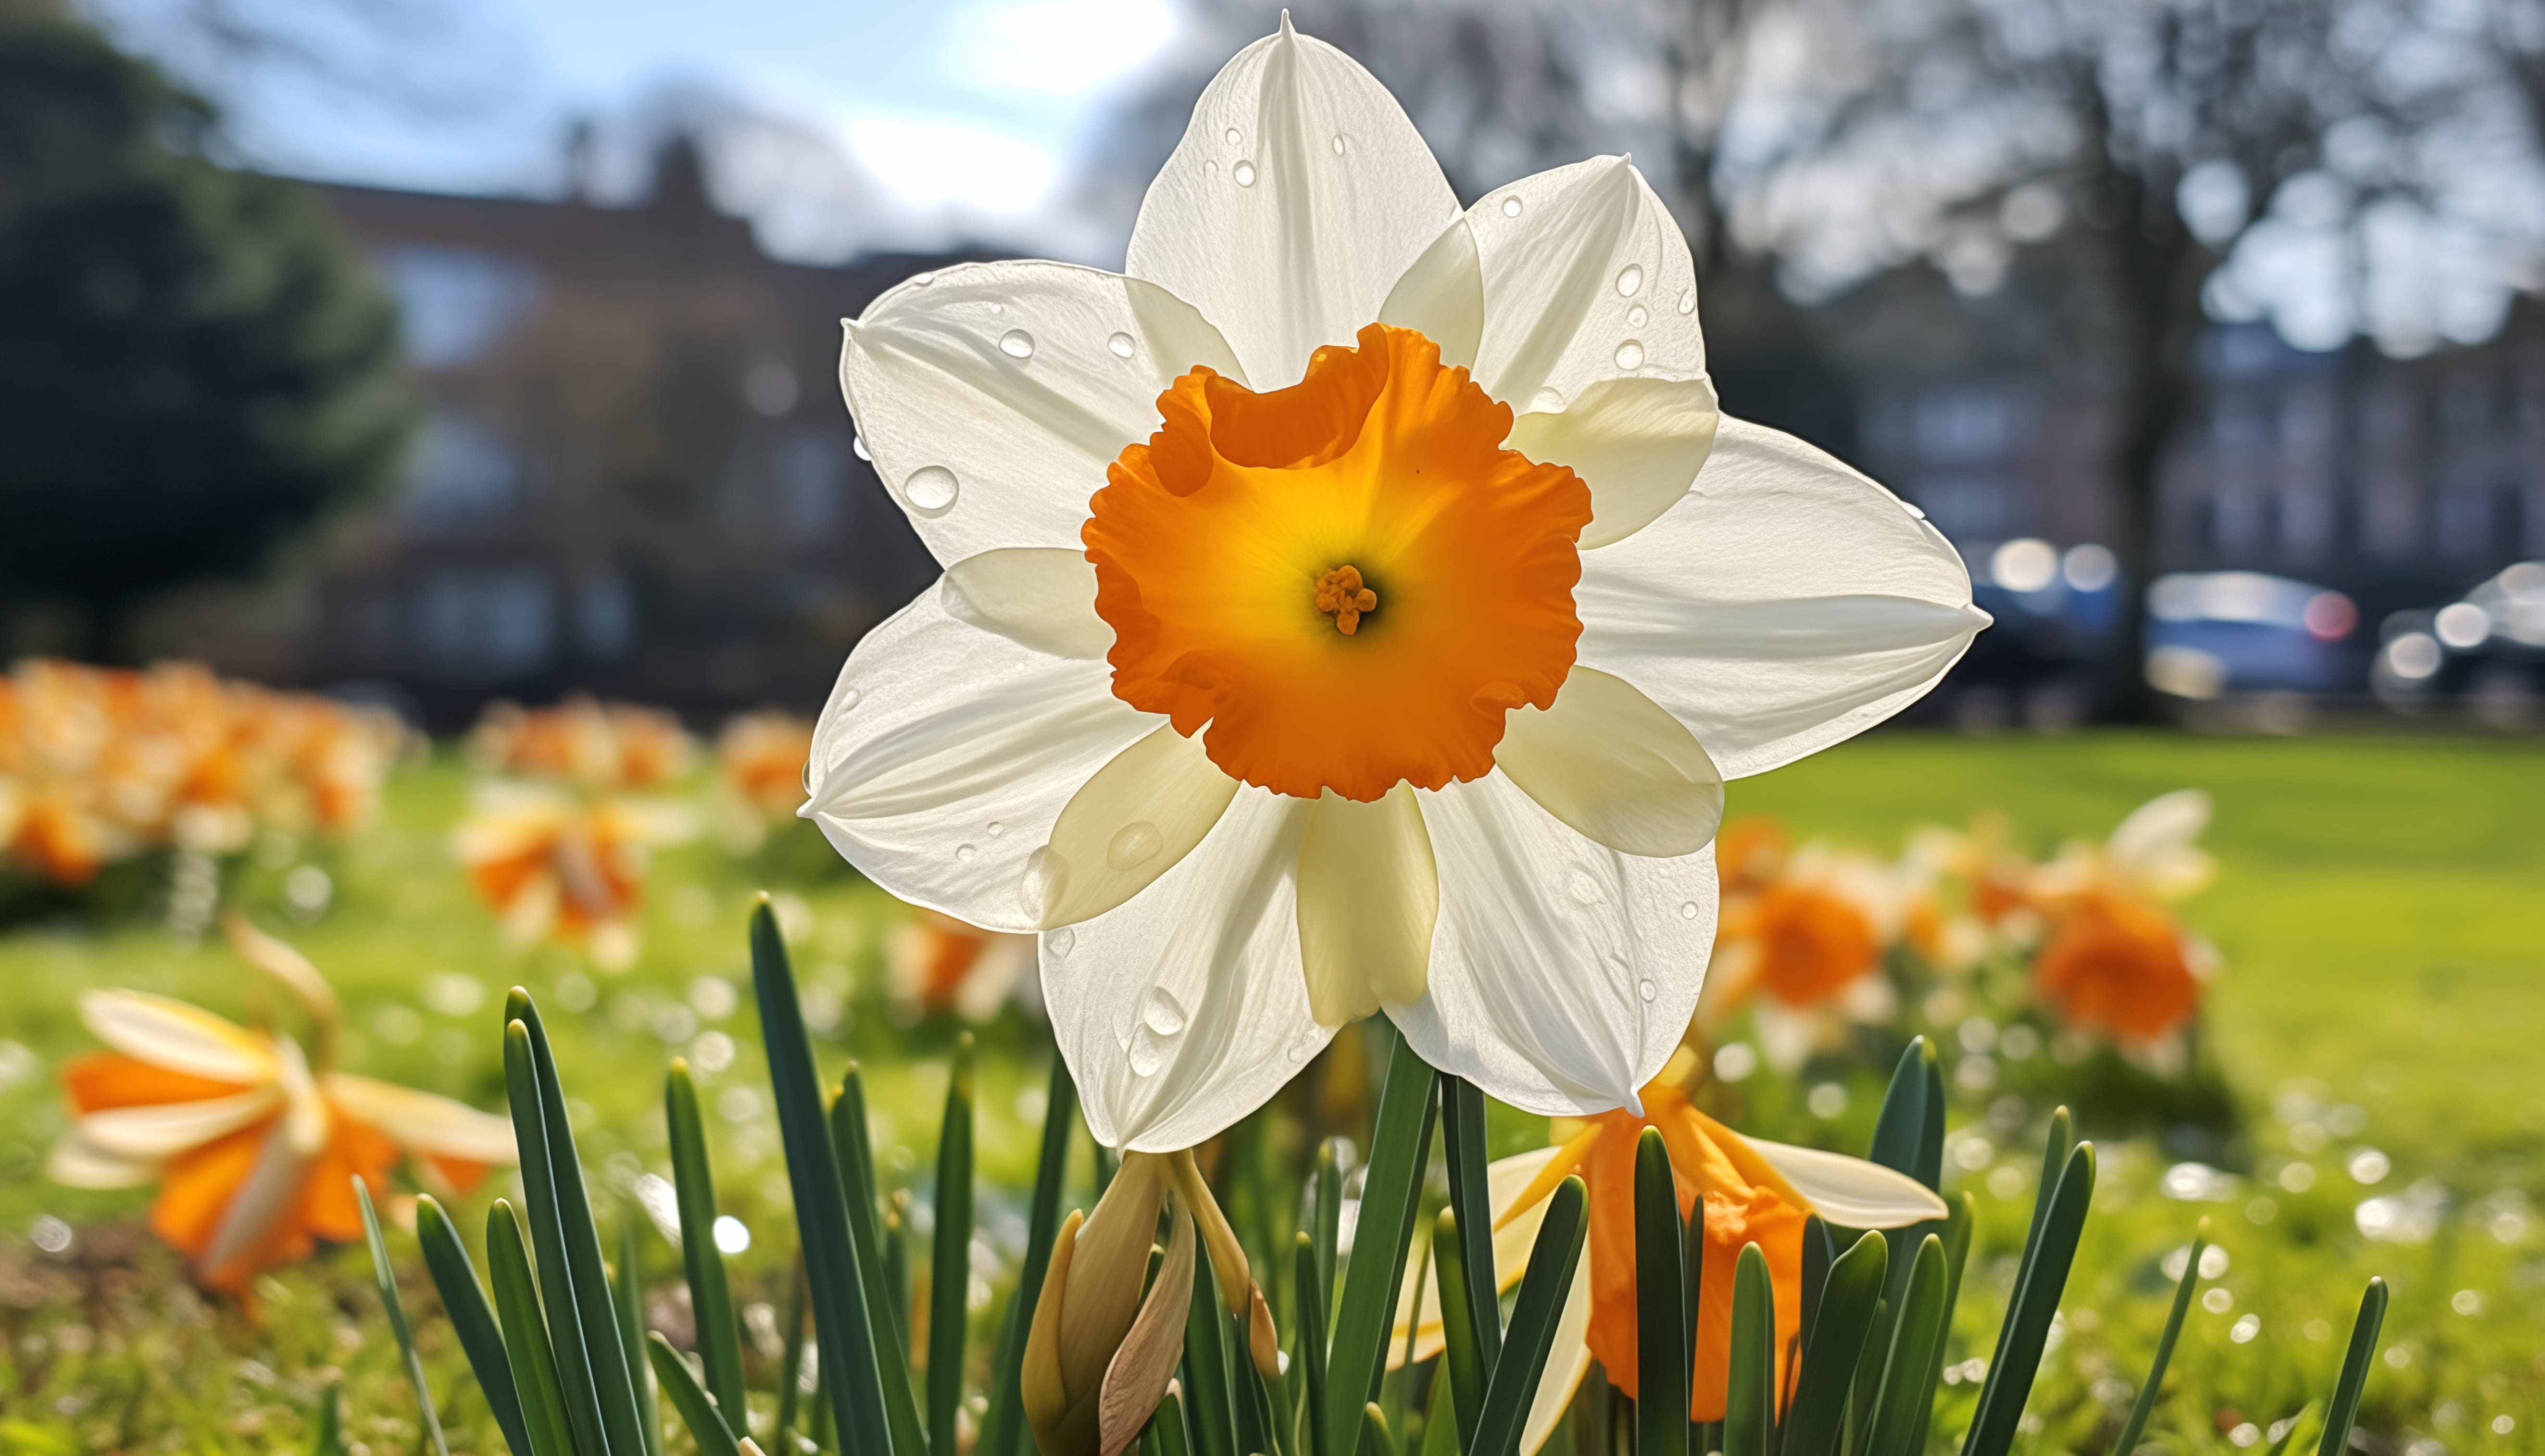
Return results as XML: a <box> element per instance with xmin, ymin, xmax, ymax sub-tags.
<box><xmin>176</xmin><ymin>140</ymin><xmax>963</xmax><ymax>727</ymax></box>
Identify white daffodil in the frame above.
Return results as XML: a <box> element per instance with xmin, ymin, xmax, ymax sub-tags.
<box><xmin>806</xmin><ymin>18</ymin><xmax>1986</xmax><ymax>1150</ymax></box>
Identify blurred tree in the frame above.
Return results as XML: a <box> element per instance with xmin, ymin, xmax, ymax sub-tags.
<box><xmin>1720</xmin><ymin>0</ymin><xmax>2545</xmax><ymax>715</ymax></box>
<box><xmin>0</xmin><ymin>9</ymin><xmax>414</xmax><ymax>659</ymax></box>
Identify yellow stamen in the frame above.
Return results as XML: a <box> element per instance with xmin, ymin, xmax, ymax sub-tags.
<box><xmin>1495</xmin><ymin>1120</ymin><xmax>1605</xmax><ymax>1231</ymax></box>
<box><xmin>1313</xmin><ymin>565</ymin><xmax>1379</xmax><ymax>635</ymax></box>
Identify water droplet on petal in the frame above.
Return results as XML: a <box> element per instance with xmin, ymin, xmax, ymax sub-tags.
<box><xmin>1331</xmin><ymin>133</ymin><xmax>1347</xmax><ymax>155</ymax></box>
<box><xmin>851</xmin><ymin>433</ymin><xmax>870</xmax><ymax>462</ymax></box>
<box><xmin>1639</xmin><ymin>979</ymin><xmax>1658</xmax><ymax>1003</ymax></box>
<box><xmin>1128</xmin><ymin>1039</ymin><xmax>1165</xmax><ymax>1077</ymax></box>
<box><xmin>1106</xmin><ymin>821</ymin><xmax>1164</xmax><ymax>870</ymax></box>
<box><xmin>838</xmin><ymin>688</ymin><xmax>860</xmax><ymax>710</ymax></box>
<box><xmin>909</xmin><ymin>271</ymin><xmax>935</xmax><ymax>287</ymax></box>
<box><xmin>1680</xmin><ymin>900</ymin><xmax>1701</xmax><ymax>920</ymax></box>
<box><xmin>1233</xmin><ymin>160</ymin><xmax>1257</xmax><ymax>187</ymax></box>
<box><xmin>1616</xmin><ymin>263</ymin><xmax>1643</xmax><ymax>297</ymax></box>
<box><xmin>1106</xmin><ymin>332</ymin><xmax>1136</xmax><ymax>359</ymax></box>
<box><xmin>1627</xmin><ymin>304</ymin><xmax>1648</xmax><ymax>328</ymax></box>
<box><xmin>998</xmin><ymin>329</ymin><xmax>1035</xmax><ymax>360</ymax></box>
<box><xmin>1677</xmin><ymin>288</ymin><xmax>1696</xmax><ymax>315</ymax></box>
<box><xmin>986</xmin><ymin>820</ymin><xmax>1005</xmax><ymax>838</ymax></box>
<box><xmin>1568</xmin><ymin>872</ymin><xmax>1604</xmax><ymax>905</ymax></box>
<box><xmin>1019</xmin><ymin>846</ymin><xmax>1068</xmax><ymax>919</ymax></box>
<box><xmin>1614</xmin><ymin>339</ymin><xmax>1646</xmax><ymax>370</ymax></box>
<box><xmin>1225</xmin><ymin>126</ymin><xmax>1241</xmax><ymax>145</ymax></box>
<box><xmin>903</xmin><ymin>465</ymin><xmax>959</xmax><ymax>515</ymax></box>
<box><xmin>955</xmin><ymin>843</ymin><xmax>977</xmax><ymax>862</ymax></box>
<box><xmin>1501</xmin><ymin>195</ymin><xmax>1523</xmax><ymax>217</ymax></box>
<box><xmin>1204</xmin><ymin>160</ymin><xmax>1218</xmax><ymax>178</ymax></box>
<box><xmin>1141</xmin><ymin>988</ymin><xmax>1188</xmax><ymax>1036</ymax></box>
<box><xmin>1527</xmin><ymin>387</ymin><xmax>1566</xmax><ymax>413</ymax></box>
<box><xmin>1047</xmin><ymin>926</ymin><xmax>1075</xmax><ymax>956</ymax></box>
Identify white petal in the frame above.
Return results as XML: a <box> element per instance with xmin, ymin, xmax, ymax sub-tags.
<box><xmin>1042</xmin><ymin>790</ymin><xmax>1326</xmax><ymax>1152</ymax></box>
<box><xmin>1495</xmin><ymin>666</ymin><xmax>1723</xmax><ymax>858</ymax></box>
<box><xmin>1297</xmin><ymin>785</ymin><xmax>1438</xmax><ymax>1025</ymax></box>
<box><xmin>804</xmin><ymin>588</ymin><xmax>1162</xmax><ymax>932</ymax></box>
<box><xmin>44</xmin><ymin>1132</ymin><xmax>155</xmax><ymax>1189</ymax></box>
<box><xmin>1574</xmin><ymin>416</ymin><xmax>1989</xmax><ymax>780</ymax></box>
<box><xmin>1393</xmin><ymin>773</ymin><xmax>1716</xmax><ymax>1116</ymax></box>
<box><xmin>1125</xmin><ymin>15</ymin><xmax>1459</xmax><ymax>389</ymax></box>
<box><xmin>1469</xmin><ymin>156</ymin><xmax>1704</xmax><ymax>409</ymax></box>
<box><xmin>1508</xmin><ymin>376</ymin><xmax>1719</xmax><ymax>549</ymax></box>
<box><xmin>941</xmin><ymin>549</ymin><xmax>1112</xmax><ymax>660</ymax></box>
<box><xmin>1746</xmin><ymin>1138</ymin><xmax>1948</xmax><ymax>1228</ymax></box>
<box><xmin>842</xmin><ymin>261</ymin><xmax>1245</xmax><ymax>565</ymax></box>
<box><xmin>77</xmin><ymin>990</ymin><xmax>274</xmax><ymax>1084</ymax></box>
<box><xmin>74</xmin><ymin>1088</ymin><xmax>280</xmax><ymax>1159</ymax></box>
<box><xmin>1036</xmin><ymin>725</ymin><xmax>1242</xmax><ymax>928</ymax></box>
<box><xmin>1390</xmin><ymin>1144</ymin><xmax>1564</xmax><ymax>1360</ymax></box>
<box><xmin>1520</xmin><ymin>1245</ymin><xmax>1595</xmax><ymax>1456</ymax></box>
<box><xmin>202</xmin><ymin>1119</ymin><xmax>313</xmax><ymax>1275</ymax></box>
<box><xmin>1377</xmin><ymin>216</ymin><xmax>1484</xmax><ymax>370</ymax></box>
<box><xmin>2107</xmin><ymin>790</ymin><xmax>2215</xmax><ymax>899</ymax></box>
<box><xmin>325</xmin><ymin>1074</ymin><xmax>518</xmax><ymax>1166</ymax></box>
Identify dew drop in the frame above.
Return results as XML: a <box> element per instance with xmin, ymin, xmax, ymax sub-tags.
<box><xmin>1527</xmin><ymin>387</ymin><xmax>1565</xmax><ymax>413</ymax></box>
<box><xmin>903</xmin><ymin>465</ymin><xmax>959</xmax><ymax>515</ymax></box>
<box><xmin>1677</xmin><ymin>288</ymin><xmax>1696</xmax><ymax>315</ymax></box>
<box><xmin>1225</xmin><ymin>126</ymin><xmax>1241</xmax><ymax>145</ymax></box>
<box><xmin>909</xmin><ymin>271</ymin><xmax>935</xmax><ymax>287</ymax></box>
<box><xmin>1106</xmin><ymin>332</ymin><xmax>1136</xmax><ymax>359</ymax></box>
<box><xmin>1047</xmin><ymin>926</ymin><xmax>1075</xmax><ymax>956</ymax></box>
<box><xmin>998</xmin><ymin>328</ymin><xmax>1035</xmax><ymax>360</ymax></box>
<box><xmin>1501</xmin><ymin>195</ymin><xmax>1523</xmax><ymax>217</ymax></box>
<box><xmin>1019</xmin><ymin>846</ymin><xmax>1068</xmax><ymax>919</ymax></box>
<box><xmin>1128</xmin><ymin>1040</ymin><xmax>1165</xmax><ymax>1077</ymax></box>
<box><xmin>1614</xmin><ymin>339</ymin><xmax>1646</xmax><ymax>370</ymax></box>
<box><xmin>837</xmin><ymin>687</ymin><xmax>860</xmax><ymax>710</ymax></box>
<box><xmin>955</xmin><ymin>843</ymin><xmax>977</xmax><ymax>862</ymax></box>
<box><xmin>1627</xmin><ymin>304</ymin><xmax>1648</xmax><ymax>328</ymax></box>
<box><xmin>1615</xmin><ymin>263</ymin><xmax>1644</xmax><ymax>297</ymax></box>
<box><xmin>1233</xmin><ymin>160</ymin><xmax>1258</xmax><ymax>187</ymax></box>
<box><xmin>1285</xmin><ymin>1026</ymin><xmax>1324</xmax><ymax>1064</ymax></box>
<box><xmin>1205</xmin><ymin>160</ymin><xmax>1219</xmax><ymax>178</ymax></box>
<box><xmin>1106</xmin><ymin>821</ymin><xmax>1164</xmax><ymax>870</ymax></box>
<box><xmin>1902</xmin><ymin>500</ymin><xmax>1928</xmax><ymax>519</ymax></box>
<box><xmin>851</xmin><ymin>433</ymin><xmax>871</xmax><ymax>462</ymax></box>
<box><xmin>1330</xmin><ymin>133</ymin><xmax>1347</xmax><ymax>155</ymax></box>
<box><xmin>1567</xmin><ymin>872</ymin><xmax>1604</xmax><ymax>905</ymax></box>
<box><xmin>1680</xmin><ymin>900</ymin><xmax>1700</xmax><ymax>920</ymax></box>
<box><xmin>986</xmin><ymin>820</ymin><xmax>1005</xmax><ymax>838</ymax></box>
<box><xmin>1639</xmin><ymin>979</ymin><xmax>1658</xmax><ymax>1003</ymax></box>
<box><xmin>1141</xmin><ymin>988</ymin><xmax>1189</xmax><ymax>1036</ymax></box>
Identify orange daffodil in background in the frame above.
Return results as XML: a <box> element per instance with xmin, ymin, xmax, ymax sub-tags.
<box><xmin>1697</xmin><ymin>819</ymin><xmax>1906</xmax><ymax>1071</ymax></box>
<box><xmin>887</xmin><ymin>905</ymin><xmax>1038</xmax><ymax>1023</ymax></box>
<box><xmin>1390</xmin><ymin>1050</ymin><xmax>1943</xmax><ymax>1435</ymax></box>
<box><xmin>2026</xmin><ymin>790</ymin><xmax>2219</xmax><ymax>1055</ymax></box>
<box><xmin>805</xmin><ymin>19</ymin><xmax>1987</xmax><ymax>1154</ymax></box>
<box><xmin>46</xmin><ymin>916</ymin><xmax>514</xmax><ymax>1298</ymax></box>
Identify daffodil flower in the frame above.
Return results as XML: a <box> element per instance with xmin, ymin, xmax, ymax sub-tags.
<box><xmin>805</xmin><ymin>19</ymin><xmax>1986</xmax><ymax>1149</ymax></box>
<box><xmin>2027</xmin><ymin>791</ymin><xmax>2218</xmax><ymax>1047</ymax></box>
<box><xmin>886</xmin><ymin>903</ymin><xmax>1038</xmax><ymax>1022</ymax></box>
<box><xmin>453</xmin><ymin>781</ymin><xmax>696</xmax><ymax>969</ymax></box>
<box><xmin>1391</xmin><ymin>1055</ymin><xmax>1943</xmax><ymax>1436</ymax></box>
<box><xmin>1698</xmin><ymin>830</ymin><xmax>1906</xmax><ymax>1071</ymax></box>
<box><xmin>45</xmin><ymin>917</ymin><xmax>515</xmax><ymax>1297</ymax></box>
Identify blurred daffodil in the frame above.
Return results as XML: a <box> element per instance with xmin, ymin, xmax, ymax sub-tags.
<box><xmin>805</xmin><ymin>17</ymin><xmax>1985</xmax><ymax>1152</ymax></box>
<box><xmin>1901</xmin><ymin>809</ymin><xmax>2040</xmax><ymax>973</ymax></box>
<box><xmin>46</xmin><ymin>916</ymin><xmax>514</xmax><ymax>1299</ymax></box>
<box><xmin>452</xmin><ymin>782</ymin><xmax>695</xmax><ymax>969</ymax></box>
<box><xmin>1392</xmin><ymin>1050</ymin><xmax>1942</xmax><ymax>1433</ymax></box>
<box><xmin>2027</xmin><ymin>791</ymin><xmax>2219</xmax><ymax>1050</ymax></box>
<box><xmin>1698</xmin><ymin>825</ymin><xmax>1904</xmax><ymax>1070</ymax></box>
<box><xmin>467</xmin><ymin>696</ymin><xmax>695</xmax><ymax>793</ymax></box>
<box><xmin>711</xmin><ymin>710</ymin><xmax>815</xmax><ymax>854</ymax></box>
<box><xmin>886</xmin><ymin>904</ymin><xmax>1036</xmax><ymax>1023</ymax></box>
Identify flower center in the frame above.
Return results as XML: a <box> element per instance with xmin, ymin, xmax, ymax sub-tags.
<box><xmin>1085</xmin><ymin>324</ymin><xmax>1592</xmax><ymax>802</ymax></box>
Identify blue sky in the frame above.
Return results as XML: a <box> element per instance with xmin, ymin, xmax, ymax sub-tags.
<box><xmin>92</xmin><ymin>0</ymin><xmax>1185</xmax><ymax>251</ymax></box>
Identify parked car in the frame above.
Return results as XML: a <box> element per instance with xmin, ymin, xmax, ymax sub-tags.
<box><xmin>2374</xmin><ymin>561</ymin><xmax>2545</xmax><ymax>722</ymax></box>
<box><xmin>2143</xmin><ymin>570</ymin><xmax>2361</xmax><ymax>700</ymax></box>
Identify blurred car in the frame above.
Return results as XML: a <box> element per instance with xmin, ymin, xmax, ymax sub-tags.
<box><xmin>1936</xmin><ymin>539</ymin><xmax>2125</xmax><ymax>729</ymax></box>
<box><xmin>2372</xmin><ymin>561</ymin><xmax>2545</xmax><ymax>722</ymax></box>
<box><xmin>2143</xmin><ymin>570</ymin><xmax>2360</xmax><ymax>700</ymax></box>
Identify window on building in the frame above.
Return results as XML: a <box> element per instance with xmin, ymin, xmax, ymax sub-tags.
<box><xmin>1913</xmin><ymin>388</ymin><xmax>2014</xmax><ymax>462</ymax></box>
<box><xmin>1918</xmin><ymin>477</ymin><xmax>2009</xmax><ymax>539</ymax></box>
<box><xmin>404</xmin><ymin>412</ymin><xmax>523</xmax><ymax>527</ymax></box>
<box><xmin>415</xmin><ymin>567</ymin><xmax>554</xmax><ymax>678</ymax></box>
<box><xmin>377</xmin><ymin>246</ymin><xmax>540</xmax><ymax>369</ymax></box>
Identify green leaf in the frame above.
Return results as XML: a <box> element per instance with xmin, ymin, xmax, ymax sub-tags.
<box><xmin>1470</xmin><ymin>1177</ymin><xmax>1586</xmax><ymax>1456</ymax></box>
<box><xmin>1784</xmin><ymin>1231</ymin><xmax>1887</xmax><ymax>1456</ymax></box>
<box><xmin>1153</xmin><ymin>1382</ymin><xmax>1198</xmax><ymax>1456</ymax></box>
<box><xmin>647</xmin><ymin>1332</ymin><xmax>744</xmax><ymax>1456</ymax></box>
<box><xmin>507</xmin><ymin>994</ymin><xmax>649</xmax><ymax>1456</ymax></box>
<box><xmin>666</xmin><ymin>1060</ymin><xmax>750</xmax><ymax>1422</ymax></box>
<box><xmin>1321</xmin><ymin>1024</ymin><xmax>1438</xmax><ymax>1456</ymax></box>
<box><xmin>929</xmin><ymin>1034</ymin><xmax>978</xmax><ymax>1456</ymax></box>
<box><xmin>983</xmin><ymin>1051</ymin><xmax>1077</xmax><ymax>1456</ymax></box>
<box><xmin>1634</xmin><ymin>1129</ymin><xmax>1689</xmax><ymax>1456</ymax></box>
<box><xmin>1364</xmin><ymin>1403</ymin><xmax>1401</xmax><ymax>1456</ymax></box>
<box><xmin>1429</xmin><ymin>1210</ymin><xmax>1483</xmax><ymax>1454</ymax></box>
<box><xmin>503</xmin><ymin>1019</ymin><xmax>612</xmax><ymax>1456</ymax></box>
<box><xmin>836</xmin><ymin>1065</ymin><xmax>928</xmax><ymax>1455</ymax></box>
<box><xmin>616</xmin><ymin>1213</ymin><xmax>662</xmax><ymax>1456</ymax></box>
<box><xmin>776</xmin><ymin>1255</ymin><xmax>812</xmax><ymax>1454</ymax></box>
<box><xmin>415</xmin><ymin>1195</ymin><xmax>531</xmax><ymax>1456</ymax></box>
<box><xmin>1313</xmin><ymin>1141</ymin><xmax>1342</xmax><ymax>1328</ymax></box>
<box><xmin>1294</xmin><ymin>1233</ymin><xmax>1330</xmax><ymax>1456</ymax></box>
<box><xmin>1438</xmin><ymin>1073</ymin><xmax>1502</xmax><ymax>1372</ymax></box>
<box><xmin>1860</xmin><ymin>1236</ymin><xmax>1947</xmax><ymax>1456</ymax></box>
<box><xmin>1905</xmin><ymin>1192</ymin><xmax>1977</xmax><ymax>1456</ymax></box>
<box><xmin>1865</xmin><ymin>1040</ymin><xmax>1937</xmax><ymax>1190</ymax></box>
<box><xmin>309</xmin><ymin>1381</ymin><xmax>346</xmax><ymax>1456</ymax></box>
<box><xmin>1721</xmin><ymin>1244</ymin><xmax>1776</xmax><ymax>1456</ymax></box>
<box><xmin>1960</xmin><ymin>1141</ymin><xmax>2094</xmax><ymax>1456</ymax></box>
<box><xmin>2109</xmin><ymin>1220</ymin><xmax>2207</xmax><ymax>1456</ymax></box>
<box><xmin>749</xmin><ymin>898</ymin><xmax>898</xmax><ymax>1456</ymax></box>
<box><xmin>356</xmin><ymin>1177</ymin><xmax>451</xmax><ymax>1456</ymax></box>
<box><xmin>2316</xmin><ymin>1279</ymin><xmax>2389</xmax><ymax>1456</ymax></box>
<box><xmin>1184</xmin><ymin>1236</ymin><xmax>1241</xmax><ymax>1456</ymax></box>
<box><xmin>486</xmin><ymin>1201</ymin><xmax>579</xmax><ymax>1456</ymax></box>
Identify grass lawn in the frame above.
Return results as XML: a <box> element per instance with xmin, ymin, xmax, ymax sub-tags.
<box><xmin>0</xmin><ymin>731</ymin><xmax>2535</xmax><ymax>1453</ymax></box>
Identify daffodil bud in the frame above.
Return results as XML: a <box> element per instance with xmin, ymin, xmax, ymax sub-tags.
<box><xmin>1022</xmin><ymin>1152</ymin><xmax>1196</xmax><ymax>1456</ymax></box>
<box><xmin>1247</xmin><ymin>1280</ymin><xmax>1281</xmax><ymax>1381</ymax></box>
<box><xmin>1168</xmin><ymin>1148</ymin><xmax>1253</xmax><ymax>1316</ymax></box>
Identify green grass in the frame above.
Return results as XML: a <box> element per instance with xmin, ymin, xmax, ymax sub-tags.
<box><xmin>0</xmin><ymin>733</ymin><xmax>2535</xmax><ymax>1453</ymax></box>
